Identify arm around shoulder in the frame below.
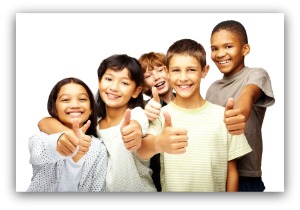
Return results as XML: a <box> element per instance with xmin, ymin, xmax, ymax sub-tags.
<box><xmin>38</xmin><ymin>117</ymin><xmax>70</xmax><ymax>134</ymax></box>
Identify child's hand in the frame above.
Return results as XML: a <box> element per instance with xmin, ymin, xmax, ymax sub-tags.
<box><xmin>224</xmin><ymin>98</ymin><xmax>246</xmax><ymax>135</ymax></box>
<box><xmin>144</xmin><ymin>87</ymin><xmax>162</xmax><ymax>121</ymax></box>
<box><xmin>157</xmin><ymin>111</ymin><xmax>188</xmax><ymax>154</ymax></box>
<box><xmin>56</xmin><ymin>119</ymin><xmax>91</xmax><ymax>156</ymax></box>
<box><xmin>76</xmin><ymin>120</ymin><xmax>92</xmax><ymax>155</ymax></box>
<box><xmin>120</xmin><ymin>109</ymin><xmax>142</xmax><ymax>152</ymax></box>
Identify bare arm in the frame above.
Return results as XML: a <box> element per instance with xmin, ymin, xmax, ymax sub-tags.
<box><xmin>226</xmin><ymin>159</ymin><xmax>238</xmax><ymax>192</ymax></box>
<box><xmin>236</xmin><ymin>84</ymin><xmax>262</xmax><ymax>120</ymax></box>
<box><xmin>137</xmin><ymin>111</ymin><xmax>188</xmax><ymax>160</ymax></box>
<box><xmin>224</xmin><ymin>84</ymin><xmax>263</xmax><ymax>135</ymax></box>
<box><xmin>38</xmin><ymin>117</ymin><xmax>70</xmax><ymax>134</ymax></box>
<box><xmin>136</xmin><ymin>134</ymin><xmax>159</xmax><ymax>160</ymax></box>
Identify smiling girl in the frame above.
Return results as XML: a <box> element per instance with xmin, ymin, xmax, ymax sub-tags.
<box><xmin>27</xmin><ymin>77</ymin><xmax>107</xmax><ymax>192</ymax></box>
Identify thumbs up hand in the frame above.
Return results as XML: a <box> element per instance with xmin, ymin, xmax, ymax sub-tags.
<box><xmin>224</xmin><ymin>97</ymin><xmax>246</xmax><ymax>135</ymax></box>
<box><xmin>120</xmin><ymin>109</ymin><xmax>143</xmax><ymax>151</ymax></box>
<box><xmin>76</xmin><ymin>119</ymin><xmax>92</xmax><ymax>155</ymax></box>
<box><xmin>156</xmin><ymin>111</ymin><xmax>188</xmax><ymax>154</ymax></box>
<box><xmin>144</xmin><ymin>87</ymin><xmax>162</xmax><ymax>121</ymax></box>
<box><xmin>56</xmin><ymin>119</ymin><xmax>92</xmax><ymax>157</ymax></box>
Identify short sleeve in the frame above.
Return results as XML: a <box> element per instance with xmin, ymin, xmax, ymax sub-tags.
<box><xmin>245</xmin><ymin>68</ymin><xmax>275</xmax><ymax>107</ymax></box>
<box><xmin>130</xmin><ymin>107</ymin><xmax>149</xmax><ymax>136</ymax></box>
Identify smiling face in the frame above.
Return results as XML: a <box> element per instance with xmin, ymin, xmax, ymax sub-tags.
<box><xmin>143</xmin><ymin>65</ymin><xmax>171</xmax><ymax>95</ymax></box>
<box><xmin>99</xmin><ymin>68</ymin><xmax>142</xmax><ymax>110</ymax></box>
<box><xmin>55</xmin><ymin>83</ymin><xmax>92</xmax><ymax>129</ymax></box>
<box><xmin>168</xmin><ymin>54</ymin><xmax>208</xmax><ymax>105</ymax></box>
<box><xmin>210</xmin><ymin>29</ymin><xmax>250</xmax><ymax>77</ymax></box>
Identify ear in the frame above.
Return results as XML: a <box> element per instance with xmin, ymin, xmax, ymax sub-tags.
<box><xmin>201</xmin><ymin>65</ymin><xmax>210</xmax><ymax>78</ymax></box>
<box><xmin>242</xmin><ymin>44</ymin><xmax>250</xmax><ymax>56</ymax></box>
<box><xmin>132</xmin><ymin>86</ymin><xmax>143</xmax><ymax>98</ymax></box>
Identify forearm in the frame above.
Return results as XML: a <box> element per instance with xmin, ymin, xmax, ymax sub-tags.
<box><xmin>136</xmin><ymin>134</ymin><xmax>160</xmax><ymax>160</ymax></box>
<box><xmin>226</xmin><ymin>159</ymin><xmax>238</xmax><ymax>192</ymax></box>
<box><xmin>29</xmin><ymin>132</ymin><xmax>65</xmax><ymax>165</ymax></box>
<box><xmin>38</xmin><ymin>117</ymin><xmax>70</xmax><ymax>134</ymax></box>
<box><xmin>236</xmin><ymin>84</ymin><xmax>262</xmax><ymax>121</ymax></box>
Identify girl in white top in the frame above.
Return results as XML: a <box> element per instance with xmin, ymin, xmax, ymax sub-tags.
<box><xmin>28</xmin><ymin>77</ymin><xmax>107</xmax><ymax>192</ymax></box>
<box><xmin>95</xmin><ymin>54</ymin><xmax>156</xmax><ymax>192</ymax></box>
<box><xmin>38</xmin><ymin>55</ymin><xmax>156</xmax><ymax>192</ymax></box>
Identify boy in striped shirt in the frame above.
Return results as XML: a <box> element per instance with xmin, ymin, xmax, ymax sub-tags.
<box><xmin>137</xmin><ymin>38</ymin><xmax>252</xmax><ymax>192</ymax></box>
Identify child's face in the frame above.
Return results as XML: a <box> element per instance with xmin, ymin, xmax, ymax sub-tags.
<box><xmin>55</xmin><ymin>83</ymin><xmax>92</xmax><ymax>129</ymax></box>
<box><xmin>210</xmin><ymin>29</ymin><xmax>249</xmax><ymax>77</ymax></box>
<box><xmin>168</xmin><ymin>54</ymin><xmax>207</xmax><ymax>100</ymax></box>
<box><xmin>99</xmin><ymin>68</ymin><xmax>142</xmax><ymax>109</ymax></box>
<box><xmin>144</xmin><ymin>65</ymin><xmax>171</xmax><ymax>95</ymax></box>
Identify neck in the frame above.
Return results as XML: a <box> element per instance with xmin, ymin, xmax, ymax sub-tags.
<box><xmin>100</xmin><ymin>106</ymin><xmax>128</xmax><ymax>129</ymax></box>
<box><xmin>159</xmin><ymin>89</ymin><xmax>175</xmax><ymax>104</ymax></box>
<box><xmin>173</xmin><ymin>95</ymin><xmax>205</xmax><ymax>109</ymax></box>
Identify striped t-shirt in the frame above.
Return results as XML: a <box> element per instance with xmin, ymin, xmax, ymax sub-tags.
<box><xmin>147</xmin><ymin>101</ymin><xmax>252</xmax><ymax>192</ymax></box>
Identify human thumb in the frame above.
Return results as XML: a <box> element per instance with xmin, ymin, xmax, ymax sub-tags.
<box><xmin>120</xmin><ymin>109</ymin><xmax>131</xmax><ymax>130</ymax></box>
<box><xmin>163</xmin><ymin>111</ymin><xmax>172</xmax><ymax>128</ymax></box>
<box><xmin>152</xmin><ymin>86</ymin><xmax>160</xmax><ymax>103</ymax></box>
<box><xmin>225</xmin><ymin>97</ymin><xmax>234</xmax><ymax>112</ymax></box>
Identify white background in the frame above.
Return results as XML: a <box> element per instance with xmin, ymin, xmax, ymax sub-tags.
<box><xmin>2</xmin><ymin>0</ymin><xmax>297</xmax><ymax>209</ymax></box>
<box><xmin>16</xmin><ymin>13</ymin><xmax>284</xmax><ymax>193</ymax></box>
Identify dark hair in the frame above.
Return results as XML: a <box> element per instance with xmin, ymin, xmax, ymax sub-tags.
<box><xmin>211</xmin><ymin>20</ymin><xmax>248</xmax><ymax>45</ymax></box>
<box><xmin>95</xmin><ymin>54</ymin><xmax>144</xmax><ymax>119</ymax></box>
<box><xmin>166</xmin><ymin>38</ymin><xmax>207</xmax><ymax>69</ymax></box>
<box><xmin>47</xmin><ymin>77</ymin><xmax>98</xmax><ymax>137</ymax></box>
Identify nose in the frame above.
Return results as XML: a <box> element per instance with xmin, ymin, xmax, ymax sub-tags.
<box><xmin>152</xmin><ymin>71</ymin><xmax>160</xmax><ymax>81</ymax></box>
<box><xmin>109</xmin><ymin>81</ymin><xmax>118</xmax><ymax>91</ymax></box>
<box><xmin>179</xmin><ymin>71</ymin><xmax>188</xmax><ymax>82</ymax></box>
<box><xmin>70</xmin><ymin>99</ymin><xmax>80</xmax><ymax>107</ymax></box>
<box><xmin>216</xmin><ymin>48</ymin><xmax>226</xmax><ymax>58</ymax></box>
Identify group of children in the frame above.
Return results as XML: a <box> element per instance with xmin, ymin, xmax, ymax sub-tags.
<box><xmin>27</xmin><ymin>20</ymin><xmax>275</xmax><ymax>192</ymax></box>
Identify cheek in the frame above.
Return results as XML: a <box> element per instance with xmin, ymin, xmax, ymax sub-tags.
<box><xmin>55</xmin><ymin>104</ymin><xmax>64</xmax><ymax>114</ymax></box>
<box><xmin>168</xmin><ymin>78</ymin><xmax>175</xmax><ymax>87</ymax></box>
<box><xmin>211</xmin><ymin>52</ymin><xmax>215</xmax><ymax>60</ymax></box>
<box><xmin>145</xmin><ymin>79</ymin><xmax>154</xmax><ymax>88</ymax></box>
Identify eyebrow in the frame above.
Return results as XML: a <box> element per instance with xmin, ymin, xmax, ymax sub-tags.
<box><xmin>103</xmin><ymin>72</ymin><xmax>132</xmax><ymax>81</ymax></box>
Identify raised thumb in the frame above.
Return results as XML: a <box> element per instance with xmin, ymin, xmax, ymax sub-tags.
<box><xmin>225</xmin><ymin>97</ymin><xmax>234</xmax><ymax>112</ymax></box>
<box><xmin>120</xmin><ymin>109</ymin><xmax>131</xmax><ymax>130</ymax></box>
<box><xmin>163</xmin><ymin>111</ymin><xmax>172</xmax><ymax>127</ymax></box>
<box><xmin>152</xmin><ymin>86</ymin><xmax>160</xmax><ymax>103</ymax></box>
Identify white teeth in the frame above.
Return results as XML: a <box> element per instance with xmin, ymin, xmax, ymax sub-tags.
<box><xmin>107</xmin><ymin>93</ymin><xmax>118</xmax><ymax>98</ymax></box>
<box><xmin>219</xmin><ymin>60</ymin><xmax>229</xmax><ymax>64</ymax></box>
<box><xmin>155</xmin><ymin>81</ymin><xmax>165</xmax><ymax>87</ymax></box>
<box><xmin>69</xmin><ymin>112</ymin><xmax>81</xmax><ymax>117</ymax></box>
<box><xmin>179</xmin><ymin>85</ymin><xmax>190</xmax><ymax>89</ymax></box>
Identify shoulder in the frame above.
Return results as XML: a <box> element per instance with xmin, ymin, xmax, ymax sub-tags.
<box><xmin>131</xmin><ymin>106</ymin><xmax>144</xmax><ymax>113</ymax></box>
<box><xmin>29</xmin><ymin>131</ymin><xmax>59</xmax><ymax>141</ymax></box>
<box><xmin>245</xmin><ymin>67</ymin><xmax>270</xmax><ymax>77</ymax></box>
<box><xmin>206</xmin><ymin>101</ymin><xmax>225</xmax><ymax>112</ymax></box>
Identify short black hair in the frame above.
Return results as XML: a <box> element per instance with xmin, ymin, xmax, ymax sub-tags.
<box><xmin>211</xmin><ymin>20</ymin><xmax>248</xmax><ymax>45</ymax></box>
